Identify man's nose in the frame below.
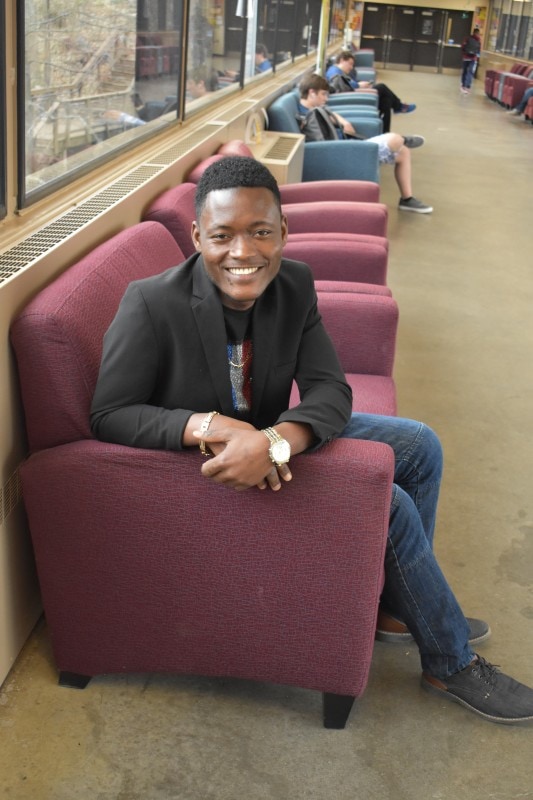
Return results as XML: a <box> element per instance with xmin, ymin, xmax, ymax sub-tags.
<box><xmin>229</xmin><ymin>234</ymin><xmax>256</xmax><ymax>258</ymax></box>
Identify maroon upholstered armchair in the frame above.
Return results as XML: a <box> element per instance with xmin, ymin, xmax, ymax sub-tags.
<box><xmin>144</xmin><ymin>183</ymin><xmax>389</xmax><ymax>286</ymax></box>
<box><xmin>10</xmin><ymin>221</ymin><xmax>395</xmax><ymax>729</ymax></box>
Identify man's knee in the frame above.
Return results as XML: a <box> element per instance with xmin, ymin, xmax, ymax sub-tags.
<box><xmin>418</xmin><ymin>423</ymin><xmax>443</xmax><ymax>472</ymax></box>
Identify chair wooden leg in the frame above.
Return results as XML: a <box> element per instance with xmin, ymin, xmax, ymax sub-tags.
<box><xmin>58</xmin><ymin>671</ymin><xmax>92</xmax><ymax>689</ymax></box>
<box><xmin>322</xmin><ymin>692</ymin><xmax>356</xmax><ymax>729</ymax></box>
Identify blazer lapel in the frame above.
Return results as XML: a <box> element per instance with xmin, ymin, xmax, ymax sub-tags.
<box><xmin>191</xmin><ymin>257</ymin><xmax>234</xmax><ymax>414</ymax></box>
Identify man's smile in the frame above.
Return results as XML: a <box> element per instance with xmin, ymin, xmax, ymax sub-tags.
<box><xmin>226</xmin><ymin>266</ymin><xmax>262</xmax><ymax>275</ymax></box>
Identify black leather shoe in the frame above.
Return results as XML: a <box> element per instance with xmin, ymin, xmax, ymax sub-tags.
<box><xmin>421</xmin><ymin>656</ymin><xmax>533</xmax><ymax>725</ymax></box>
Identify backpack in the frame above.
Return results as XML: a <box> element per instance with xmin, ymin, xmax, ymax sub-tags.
<box><xmin>328</xmin><ymin>73</ymin><xmax>354</xmax><ymax>94</ymax></box>
<box><xmin>464</xmin><ymin>35</ymin><xmax>480</xmax><ymax>56</ymax></box>
<box><xmin>298</xmin><ymin>107</ymin><xmax>340</xmax><ymax>142</ymax></box>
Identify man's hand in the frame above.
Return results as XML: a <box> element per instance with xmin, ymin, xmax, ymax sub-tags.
<box><xmin>192</xmin><ymin>424</ymin><xmax>292</xmax><ymax>491</ymax></box>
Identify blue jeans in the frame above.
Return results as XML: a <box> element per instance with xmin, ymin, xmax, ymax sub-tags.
<box><xmin>517</xmin><ymin>86</ymin><xmax>533</xmax><ymax>113</ymax></box>
<box><xmin>461</xmin><ymin>59</ymin><xmax>476</xmax><ymax>89</ymax></box>
<box><xmin>340</xmin><ymin>413</ymin><xmax>474</xmax><ymax>679</ymax></box>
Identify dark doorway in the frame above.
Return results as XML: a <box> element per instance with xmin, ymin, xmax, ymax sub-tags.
<box><xmin>361</xmin><ymin>3</ymin><xmax>473</xmax><ymax>72</ymax></box>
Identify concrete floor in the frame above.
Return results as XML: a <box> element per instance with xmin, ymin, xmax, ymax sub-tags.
<box><xmin>1</xmin><ymin>70</ymin><xmax>533</xmax><ymax>799</ymax></box>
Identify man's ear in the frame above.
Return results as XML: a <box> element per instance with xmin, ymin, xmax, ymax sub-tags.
<box><xmin>280</xmin><ymin>214</ymin><xmax>289</xmax><ymax>246</ymax></box>
<box><xmin>191</xmin><ymin>220</ymin><xmax>201</xmax><ymax>251</ymax></box>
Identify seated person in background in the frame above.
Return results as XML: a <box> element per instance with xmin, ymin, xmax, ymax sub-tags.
<box><xmin>326</xmin><ymin>50</ymin><xmax>416</xmax><ymax>133</ymax></box>
<box><xmin>133</xmin><ymin>93</ymin><xmax>177</xmax><ymax>122</ymax></box>
<box><xmin>507</xmin><ymin>85</ymin><xmax>533</xmax><ymax>117</ymax></box>
<box><xmin>91</xmin><ymin>156</ymin><xmax>533</xmax><ymax>726</ymax></box>
<box><xmin>100</xmin><ymin>109</ymin><xmax>145</xmax><ymax>128</ymax></box>
<box><xmin>298</xmin><ymin>74</ymin><xmax>432</xmax><ymax>214</ymax></box>
<box><xmin>255</xmin><ymin>44</ymin><xmax>272</xmax><ymax>74</ymax></box>
<box><xmin>186</xmin><ymin>67</ymin><xmax>220</xmax><ymax>100</ymax></box>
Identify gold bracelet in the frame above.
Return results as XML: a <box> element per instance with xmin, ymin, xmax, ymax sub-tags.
<box><xmin>199</xmin><ymin>411</ymin><xmax>219</xmax><ymax>457</ymax></box>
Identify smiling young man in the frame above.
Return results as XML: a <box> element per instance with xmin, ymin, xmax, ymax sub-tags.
<box><xmin>91</xmin><ymin>157</ymin><xmax>533</xmax><ymax>724</ymax></box>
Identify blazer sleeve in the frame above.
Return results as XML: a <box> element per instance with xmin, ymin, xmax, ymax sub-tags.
<box><xmin>90</xmin><ymin>281</ymin><xmax>192</xmax><ymax>450</ymax></box>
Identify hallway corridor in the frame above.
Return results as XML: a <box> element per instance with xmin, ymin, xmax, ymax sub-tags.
<box><xmin>1</xmin><ymin>69</ymin><xmax>532</xmax><ymax>800</ymax></box>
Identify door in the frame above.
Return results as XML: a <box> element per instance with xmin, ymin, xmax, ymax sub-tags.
<box><xmin>388</xmin><ymin>6</ymin><xmax>417</xmax><ymax>67</ymax></box>
<box><xmin>360</xmin><ymin>4</ymin><xmax>392</xmax><ymax>63</ymax></box>
<box><xmin>412</xmin><ymin>9</ymin><xmax>447</xmax><ymax>69</ymax></box>
<box><xmin>442</xmin><ymin>11</ymin><xmax>474</xmax><ymax>69</ymax></box>
<box><xmin>361</xmin><ymin>3</ymin><xmax>470</xmax><ymax>72</ymax></box>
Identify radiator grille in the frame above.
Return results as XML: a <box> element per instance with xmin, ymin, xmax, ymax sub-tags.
<box><xmin>0</xmin><ymin>165</ymin><xmax>164</xmax><ymax>283</ymax></box>
<box><xmin>1</xmin><ymin>468</ymin><xmax>22</xmax><ymax>525</ymax></box>
<box><xmin>147</xmin><ymin>124</ymin><xmax>224</xmax><ymax>165</ymax></box>
<box><xmin>264</xmin><ymin>135</ymin><xmax>299</xmax><ymax>160</ymax></box>
<box><xmin>0</xmin><ymin>123</ymin><xmax>226</xmax><ymax>285</ymax></box>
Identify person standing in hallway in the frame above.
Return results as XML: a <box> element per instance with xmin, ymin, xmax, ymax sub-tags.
<box><xmin>460</xmin><ymin>27</ymin><xmax>481</xmax><ymax>93</ymax></box>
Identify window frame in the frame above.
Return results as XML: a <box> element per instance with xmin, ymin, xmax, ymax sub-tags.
<box><xmin>0</xmin><ymin>0</ymin><xmax>6</xmax><ymax>220</ymax></box>
<box><xmin>17</xmin><ymin>0</ymin><xmax>187</xmax><ymax>209</ymax></box>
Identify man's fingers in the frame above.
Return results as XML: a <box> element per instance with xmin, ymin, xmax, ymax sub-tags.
<box><xmin>277</xmin><ymin>464</ymin><xmax>292</xmax><ymax>482</ymax></box>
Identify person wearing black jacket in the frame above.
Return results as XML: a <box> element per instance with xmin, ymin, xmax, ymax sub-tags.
<box><xmin>91</xmin><ymin>156</ymin><xmax>533</xmax><ymax>725</ymax></box>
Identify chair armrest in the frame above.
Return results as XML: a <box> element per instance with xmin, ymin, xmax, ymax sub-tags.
<box><xmin>328</xmin><ymin>92</ymin><xmax>379</xmax><ymax>108</ymax></box>
<box><xmin>328</xmin><ymin>93</ymin><xmax>378</xmax><ymax>107</ymax></box>
<box><xmin>338</xmin><ymin>115</ymin><xmax>383</xmax><ymax>137</ymax></box>
<box><xmin>354</xmin><ymin>68</ymin><xmax>377</xmax><ymax>83</ymax></box>
<box><xmin>303</xmin><ymin>141</ymin><xmax>380</xmax><ymax>183</ymax></box>
<box><xmin>284</xmin><ymin>238</ymin><xmax>388</xmax><ymax>285</ymax></box>
<box><xmin>317</xmin><ymin>291</ymin><xmax>398</xmax><ymax>376</ymax></box>
<box><xmin>280</xmin><ymin>180</ymin><xmax>380</xmax><ymax>204</ymax></box>
<box><xmin>315</xmin><ymin>280</ymin><xmax>391</xmax><ymax>296</ymax></box>
<box><xmin>283</xmin><ymin>200</ymin><xmax>388</xmax><ymax>238</ymax></box>
<box><xmin>21</xmin><ymin>437</ymin><xmax>393</xmax><ymax>696</ymax></box>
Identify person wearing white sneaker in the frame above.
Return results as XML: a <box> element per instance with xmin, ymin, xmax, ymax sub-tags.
<box><xmin>506</xmin><ymin>85</ymin><xmax>533</xmax><ymax>117</ymax></box>
<box><xmin>297</xmin><ymin>74</ymin><xmax>433</xmax><ymax>214</ymax></box>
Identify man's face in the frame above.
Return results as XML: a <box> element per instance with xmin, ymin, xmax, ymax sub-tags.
<box><xmin>339</xmin><ymin>58</ymin><xmax>355</xmax><ymax>75</ymax></box>
<box><xmin>191</xmin><ymin>187</ymin><xmax>288</xmax><ymax>310</ymax></box>
<box><xmin>307</xmin><ymin>88</ymin><xmax>329</xmax><ymax>108</ymax></box>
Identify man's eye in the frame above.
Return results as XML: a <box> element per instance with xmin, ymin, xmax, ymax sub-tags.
<box><xmin>255</xmin><ymin>229</ymin><xmax>272</xmax><ymax>237</ymax></box>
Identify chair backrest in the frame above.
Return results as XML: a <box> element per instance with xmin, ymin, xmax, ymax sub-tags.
<box><xmin>354</xmin><ymin>49</ymin><xmax>375</xmax><ymax>67</ymax></box>
<box><xmin>218</xmin><ymin>140</ymin><xmax>255</xmax><ymax>157</ymax></box>
<box><xmin>143</xmin><ymin>182</ymin><xmax>197</xmax><ymax>256</ymax></box>
<box><xmin>267</xmin><ymin>91</ymin><xmax>301</xmax><ymax>134</ymax></box>
<box><xmin>11</xmin><ymin>222</ymin><xmax>185</xmax><ymax>453</ymax></box>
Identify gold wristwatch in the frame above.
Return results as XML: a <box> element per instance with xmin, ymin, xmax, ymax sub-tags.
<box><xmin>261</xmin><ymin>427</ymin><xmax>291</xmax><ymax>466</ymax></box>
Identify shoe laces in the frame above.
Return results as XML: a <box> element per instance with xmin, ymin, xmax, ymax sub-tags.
<box><xmin>471</xmin><ymin>655</ymin><xmax>500</xmax><ymax>688</ymax></box>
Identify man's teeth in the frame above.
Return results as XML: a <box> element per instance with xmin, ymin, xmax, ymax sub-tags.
<box><xmin>228</xmin><ymin>267</ymin><xmax>260</xmax><ymax>275</ymax></box>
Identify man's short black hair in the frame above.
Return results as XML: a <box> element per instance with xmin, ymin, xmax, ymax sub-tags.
<box><xmin>194</xmin><ymin>156</ymin><xmax>282</xmax><ymax>217</ymax></box>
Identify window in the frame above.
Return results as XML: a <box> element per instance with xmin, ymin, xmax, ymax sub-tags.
<box><xmin>20</xmin><ymin>0</ymin><xmax>184</xmax><ymax>204</ymax></box>
<box><xmin>184</xmin><ymin>0</ymin><xmax>243</xmax><ymax>116</ymax></box>
<box><xmin>18</xmin><ymin>0</ymin><xmax>332</xmax><ymax>204</ymax></box>
<box><xmin>489</xmin><ymin>0</ymin><xmax>533</xmax><ymax>58</ymax></box>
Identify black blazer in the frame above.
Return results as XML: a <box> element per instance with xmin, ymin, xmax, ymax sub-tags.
<box><xmin>90</xmin><ymin>254</ymin><xmax>352</xmax><ymax>451</ymax></box>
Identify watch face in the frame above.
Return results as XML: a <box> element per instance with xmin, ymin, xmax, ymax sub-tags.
<box><xmin>271</xmin><ymin>439</ymin><xmax>291</xmax><ymax>464</ymax></box>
